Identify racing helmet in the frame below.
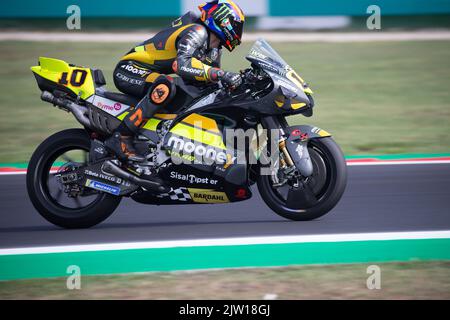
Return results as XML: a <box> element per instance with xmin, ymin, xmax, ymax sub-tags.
<box><xmin>198</xmin><ymin>0</ymin><xmax>245</xmax><ymax>52</ymax></box>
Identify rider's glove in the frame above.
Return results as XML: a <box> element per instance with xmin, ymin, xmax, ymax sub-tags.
<box><xmin>221</xmin><ymin>71</ymin><xmax>242</xmax><ymax>90</ymax></box>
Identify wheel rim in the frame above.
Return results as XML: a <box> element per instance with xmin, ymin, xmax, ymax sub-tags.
<box><xmin>270</xmin><ymin>140</ymin><xmax>335</xmax><ymax>210</ymax></box>
<box><xmin>38</xmin><ymin>145</ymin><xmax>105</xmax><ymax>212</ymax></box>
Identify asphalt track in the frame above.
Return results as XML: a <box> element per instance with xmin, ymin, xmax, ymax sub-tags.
<box><xmin>0</xmin><ymin>163</ymin><xmax>449</xmax><ymax>249</ymax></box>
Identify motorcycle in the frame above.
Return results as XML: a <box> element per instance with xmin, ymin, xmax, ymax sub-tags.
<box><xmin>27</xmin><ymin>39</ymin><xmax>347</xmax><ymax>229</ymax></box>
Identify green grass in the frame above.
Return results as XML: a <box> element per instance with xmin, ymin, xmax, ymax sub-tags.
<box><xmin>0</xmin><ymin>40</ymin><xmax>449</xmax><ymax>163</ymax></box>
<box><xmin>1</xmin><ymin>261</ymin><xmax>449</xmax><ymax>299</ymax></box>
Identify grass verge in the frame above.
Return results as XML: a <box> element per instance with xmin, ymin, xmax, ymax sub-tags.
<box><xmin>0</xmin><ymin>40</ymin><xmax>449</xmax><ymax>162</ymax></box>
<box><xmin>0</xmin><ymin>261</ymin><xmax>449</xmax><ymax>299</ymax></box>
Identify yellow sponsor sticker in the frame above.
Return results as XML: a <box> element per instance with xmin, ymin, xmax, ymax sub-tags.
<box><xmin>318</xmin><ymin>129</ymin><xmax>331</xmax><ymax>137</ymax></box>
<box><xmin>188</xmin><ymin>188</ymin><xmax>229</xmax><ymax>203</ymax></box>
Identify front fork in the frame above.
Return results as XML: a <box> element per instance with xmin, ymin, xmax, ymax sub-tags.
<box><xmin>260</xmin><ymin>116</ymin><xmax>313</xmax><ymax>178</ymax></box>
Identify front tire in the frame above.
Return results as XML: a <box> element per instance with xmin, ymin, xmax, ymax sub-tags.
<box><xmin>257</xmin><ymin>137</ymin><xmax>347</xmax><ymax>221</ymax></box>
<box><xmin>27</xmin><ymin>129</ymin><xmax>121</xmax><ymax>229</ymax></box>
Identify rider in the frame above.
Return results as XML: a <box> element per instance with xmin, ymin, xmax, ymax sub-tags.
<box><xmin>106</xmin><ymin>0</ymin><xmax>245</xmax><ymax>164</ymax></box>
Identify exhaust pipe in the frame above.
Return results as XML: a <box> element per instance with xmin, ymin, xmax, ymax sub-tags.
<box><xmin>102</xmin><ymin>160</ymin><xmax>169</xmax><ymax>193</ymax></box>
<box><xmin>41</xmin><ymin>91</ymin><xmax>92</xmax><ymax>129</ymax></box>
<box><xmin>42</xmin><ymin>91</ymin><xmax>169</xmax><ymax>194</ymax></box>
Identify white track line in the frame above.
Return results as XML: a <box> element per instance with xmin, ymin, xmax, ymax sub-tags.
<box><xmin>2</xmin><ymin>31</ymin><xmax>450</xmax><ymax>43</ymax></box>
<box><xmin>0</xmin><ymin>171</ymin><xmax>26</xmax><ymax>176</ymax></box>
<box><xmin>1</xmin><ymin>230</ymin><xmax>449</xmax><ymax>256</ymax></box>
<box><xmin>1</xmin><ymin>160</ymin><xmax>449</xmax><ymax>176</ymax></box>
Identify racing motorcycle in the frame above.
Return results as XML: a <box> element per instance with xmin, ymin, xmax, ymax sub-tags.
<box><xmin>28</xmin><ymin>39</ymin><xmax>347</xmax><ymax>229</ymax></box>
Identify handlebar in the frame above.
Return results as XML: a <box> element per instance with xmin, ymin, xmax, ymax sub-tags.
<box><xmin>220</xmin><ymin>68</ymin><xmax>262</xmax><ymax>92</ymax></box>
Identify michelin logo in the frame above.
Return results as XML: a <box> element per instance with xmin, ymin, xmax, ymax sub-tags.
<box><xmin>86</xmin><ymin>179</ymin><xmax>120</xmax><ymax>196</ymax></box>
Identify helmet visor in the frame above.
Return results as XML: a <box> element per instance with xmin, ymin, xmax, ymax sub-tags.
<box><xmin>231</xmin><ymin>18</ymin><xmax>244</xmax><ymax>41</ymax></box>
<box><xmin>222</xmin><ymin>17</ymin><xmax>243</xmax><ymax>51</ymax></box>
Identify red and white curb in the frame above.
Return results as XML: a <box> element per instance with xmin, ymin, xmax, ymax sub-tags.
<box><xmin>1</xmin><ymin>158</ymin><xmax>450</xmax><ymax>176</ymax></box>
<box><xmin>0</xmin><ymin>167</ymin><xmax>58</xmax><ymax>176</ymax></box>
<box><xmin>346</xmin><ymin>157</ymin><xmax>450</xmax><ymax>166</ymax></box>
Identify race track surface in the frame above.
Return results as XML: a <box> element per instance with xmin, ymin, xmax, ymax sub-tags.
<box><xmin>0</xmin><ymin>164</ymin><xmax>449</xmax><ymax>248</ymax></box>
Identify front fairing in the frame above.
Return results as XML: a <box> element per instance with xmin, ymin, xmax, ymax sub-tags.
<box><xmin>245</xmin><ymin>39</ymin><xmax>313</xmax><ymax>114</ymax></box>
<box><xmin>179</xmin><ymin>39</ymin><xmax>315</xmax><ymax>117</ymax></box>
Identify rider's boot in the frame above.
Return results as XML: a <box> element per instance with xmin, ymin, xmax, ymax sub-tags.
<box><xmin>105</xmin><ymin>91</ymin><xmax>151</xmax><ymax>164</ymax></box>
<box><xmin>104</xmin><ymin>130</ymin><xmax>145</xmax><ymax>163</ymax></box>
<box><xmin>105</xmin><ymin>101</ymin><xmax>166</xmax><ymax>186</ymax></box>
<box><xmin>105</xmin><ymin>123</ymin><xmax>166</xmax><ymax>186</ymax></box>
<box><xmin>106</xmin><ymin>76</ymin><xmax>175</xmax><ymax>180</ymax></box>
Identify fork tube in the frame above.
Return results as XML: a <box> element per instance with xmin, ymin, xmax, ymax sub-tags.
<box><xmin>261</xmin><ymin>116</ymin><xmax>296</xmax><ymax>167</ymax></box>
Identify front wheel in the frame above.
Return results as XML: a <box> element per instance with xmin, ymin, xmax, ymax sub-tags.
<box><xmin>257</xmin><ymin>137</ymin><xmax>347</xmax><ymax>221</ymax></box>
<box><xmin>27</xmin><ymin>129</ymin><xmax>122</xmax><ymax>229</ymax></box>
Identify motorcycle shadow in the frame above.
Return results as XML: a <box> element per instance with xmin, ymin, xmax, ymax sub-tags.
<box><xmin>0</xmin><ymin>218</ymin><xmax>299</xmax><ymax>233</ymax></box>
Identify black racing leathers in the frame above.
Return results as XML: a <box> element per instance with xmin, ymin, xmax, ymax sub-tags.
<box><xmin>110</xmin><ymin>12</ymin><xmax>240</xmax><ymax>163</ymax></box>
<box><xmin>114</xmin><ymin>11</ymin><xmax>224</xmax><ymax>98</ymax></box>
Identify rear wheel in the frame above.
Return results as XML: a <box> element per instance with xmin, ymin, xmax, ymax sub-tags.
<box><xmin>27</xmin><ymin>129</ymin><xmax>121</xmax><ymax>228</ymax></box>
<box><xmin>257</xmin><ymin>137</ymin><xmax>347</xmax><ymax>221</ymax></box>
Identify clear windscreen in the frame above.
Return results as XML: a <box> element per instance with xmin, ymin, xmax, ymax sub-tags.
<box><xmin>245</xmin><ymin>39</ymin><xmax>290</xmax><ymax>71</ymax></box>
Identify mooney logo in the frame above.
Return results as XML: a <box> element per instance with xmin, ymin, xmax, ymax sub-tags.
<box><xmin>167</xmin><ymin>136</ymin><xmax>233</xmax><ymax>164</ymax></box>
<box><xmin>180</xmin><ymin>66</ymin><xmax>204</xmax><ymax>76</ymax></box>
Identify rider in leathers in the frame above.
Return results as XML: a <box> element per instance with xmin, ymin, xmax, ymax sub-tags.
<box><xmin>106</xmin><ymin>0</ymin><xmax>245</xmax><ymax>179</ymax></box>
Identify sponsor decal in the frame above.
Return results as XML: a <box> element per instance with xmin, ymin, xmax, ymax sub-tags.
<box><xmin>85</xmin><ymin>179</ymin><xmax>120</xmax><ymax>195</ymax></box>
<box><xmin>180</xmin><ymin>66</ymin><xmax>204</xmax><ymax>76</ymax></box>
<box><xmin>92</xmin><ymin>96</ymin><xmax>129</xmax><ymax>116</ymax></box>
<box><xmin>116</xmin><ymin>72</ymin><xmax>145</xmax><ymax>86</ymax></box>
<box><xmin>250</xmin><ymin>49</ymin><xmax>267</xmax><ymax>60</ymax></box>
<box><xmin>97</xmin><ymin>101</ymin><xmax>122</xmax><ymax>112</ymax></box>
<box><xmin>256</xmin><ymin>61</ymin><xmax>279</xmax><ymax>74</ymax></box>
<box><xmin>311</xmin><ymin>127</ymin><xmax>330</xmax><ymax>137</ymax></box>
<box><xmin>151</xmin><ymin>84</ymin><xmax>170</xmax><ymax>104</ymax></box>
<box><xmin>84</xmin><ymin>169</ymin><xmax>130</xmax><ymax>186</ymax></box>
<box><xmin>121</xmin><ymin>64</ymin><xmax>150</xmax><ymax>77</ymax></box>
<box><xmin>167</xmin><ymin>136</ymin><xmax>231</xmax><ymax>164</ymax></box>
<box><xmin>170</xmin><ymin>171</ymin><xmax>218</xmax><ymax>185</ymax></box>
<box><xmin>188</xmin><ymin>188</ymin><xmax>229</xmax><ymax>203</ymax></box>
<box><xmin>300</xmin><ymin>133</ymin><xmax>309</xmax><ymax>141</ymax></box>
<box><xmin>291</xmin><ymin>129</ymin><xmax>308</xmax><ymax>141</ymax></box>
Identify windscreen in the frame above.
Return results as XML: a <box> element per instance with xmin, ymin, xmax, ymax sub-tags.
<box><xmin>245</xmin><ymin>38</ymin><xmax>290</xmax><ymax>72</ymax></box>
<box><xmin>246</xmin><ymin>38</ymin><xmax>310</xmax><ymax>97</ymax></box>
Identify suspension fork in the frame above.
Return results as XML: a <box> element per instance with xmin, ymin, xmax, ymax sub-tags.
<box><xmin>260</xmin><ymin>116</ymin><xmax>293</xmax><ymax>166</ymax></box>
<box><xmin>260</xmin><ymin>116</ymin><xmax>313</xmax><ymax>177</ymax></box>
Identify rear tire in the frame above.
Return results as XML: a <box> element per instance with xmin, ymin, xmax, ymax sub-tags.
<box><xmin>257</xmin><ymin>137</ymin><xmax>347</xmax><ymax>221</ymax></box>
<box><xmin>27</xmin><ymin>129</ymin><xmax>121</xmax><ymax>229</ymax></box>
